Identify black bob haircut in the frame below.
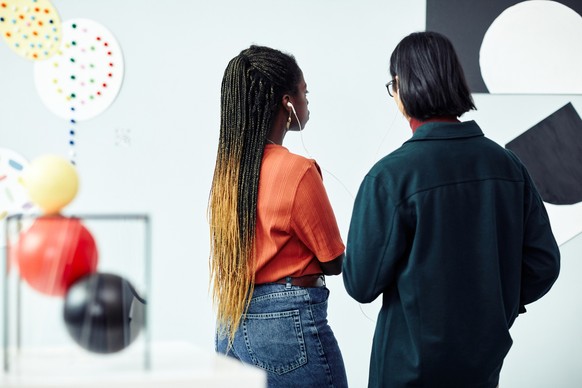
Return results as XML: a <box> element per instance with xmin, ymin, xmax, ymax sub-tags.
<box><xmin>389</xmin><ymin>31</ymin><xmax>476</xmax><ymax>121</ymax></box>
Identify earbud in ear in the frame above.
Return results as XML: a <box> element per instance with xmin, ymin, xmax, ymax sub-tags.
<box><xmin>286</xmin><ymin>101</ymin><xmax>302</xmax><ymax>131</ymax></box>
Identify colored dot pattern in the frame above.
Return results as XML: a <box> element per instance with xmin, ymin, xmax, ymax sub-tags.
<box><xmin>34</xmin><ymin>18</ymin><xmax>124</xmax><ymax>122</ymax></box>
<box><xmin>0</xmin><ymin>0</ymin><xmax>62</xmax><ymax>60</ymax></box>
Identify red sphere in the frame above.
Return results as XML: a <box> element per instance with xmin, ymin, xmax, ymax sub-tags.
<box><xmin>16</xmin><ymin>216</ymin><xmax>99</xmax><ymax>296</ymax></box>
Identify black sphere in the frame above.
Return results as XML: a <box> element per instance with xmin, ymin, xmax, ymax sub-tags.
<box><xmin>63</xmin><ymin>272</ymin><xmax>146</xmax><ymax>354</ymax></box>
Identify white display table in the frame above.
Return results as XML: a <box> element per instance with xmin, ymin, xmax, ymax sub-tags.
<box><xmin>0</xmin><ymin>342</ymin><xmax>266</xmax><ymax>387</ymax></box>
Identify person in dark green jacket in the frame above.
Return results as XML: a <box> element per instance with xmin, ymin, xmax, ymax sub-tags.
<box><xmin>343</xmin><ymin>31</ymin><xmax>560</xmax><ymax>388</ymax></box>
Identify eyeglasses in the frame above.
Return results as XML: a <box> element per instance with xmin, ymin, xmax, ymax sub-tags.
<box><xmin>386</xmin><ymin>79</ymin><xmax>397</xmax><ymax>97</ymax></box>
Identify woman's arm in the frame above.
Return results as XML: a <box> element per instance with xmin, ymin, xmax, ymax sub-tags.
<box><xmin>320</xmin><ymin>252</ymin><xmax>345</xmax><ymax>275</ymax></box>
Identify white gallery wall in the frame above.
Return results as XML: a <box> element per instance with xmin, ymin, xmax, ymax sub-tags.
<box><xmin>1</xmin><ymin>1</ymin><xmax>581</xmax><ymax>386</ymax></box>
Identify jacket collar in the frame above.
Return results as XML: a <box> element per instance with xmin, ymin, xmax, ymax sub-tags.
<box><xmin>405</xmin><ymin>120</ymin><xmax>484</xmax><ymax>143</ymax></box>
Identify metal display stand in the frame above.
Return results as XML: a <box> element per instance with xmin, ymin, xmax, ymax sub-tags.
<box><xmin>2</xmin><ymin>213</ymin><xmax>151</xmax><ymax>376</ymax></box>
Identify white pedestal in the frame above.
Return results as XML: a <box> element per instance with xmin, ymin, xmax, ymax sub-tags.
<box><xmin>0</xmin><ymin>342</ymin><xmax>266</xmax><ymax>387</ymax></box>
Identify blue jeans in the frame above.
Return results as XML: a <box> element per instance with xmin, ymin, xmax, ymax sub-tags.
<box><xmin>215</xmin><ymin>283</ymin><xmax>348</xmax><ymax>388</ymax></box>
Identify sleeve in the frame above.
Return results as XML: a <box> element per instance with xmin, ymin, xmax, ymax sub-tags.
<box><xmin>343</xmin><ymin>174</ymin><xmax>410</xmax><ymax>303</ymax></box>
<box><xmin>520</xmin><ymin>168</ymin><xmax>561</xmax><ymax>310</ymax></box>
<box><xmin>289</xmin><ymin>162</ymin><xmax>345</xmax><ymax>262</ymax></box>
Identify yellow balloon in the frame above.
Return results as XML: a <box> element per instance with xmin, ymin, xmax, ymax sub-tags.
<box><xmin>21</xmin><ymin>155</ymin><xmax>79</xmax><ymax>215</ymax></box>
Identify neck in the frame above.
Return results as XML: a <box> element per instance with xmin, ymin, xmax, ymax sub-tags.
<box><xmin>266</xmin><ymin>125</ymin><xmax>287</xmax><ymax>145</ymax></box>
<box><xmin>410</xmin><ymin>116</ymin><xmax>459</xmax><ymax>133</ymax></box>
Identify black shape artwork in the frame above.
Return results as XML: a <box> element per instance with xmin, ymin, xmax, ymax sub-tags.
<box><xmin>506</xmin><ymin>103</ymin><xmax>582</xmax><ymax>205</ymax></box>
<box><xmin>426</xmin><ymin>0</ymin><xmax>582</xmax><ymax>94</ymax></box>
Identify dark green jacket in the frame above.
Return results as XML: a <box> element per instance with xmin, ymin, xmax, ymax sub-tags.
<box><xmin>344</xmin><ymin>121</ymin><xmax>560</xmax><ymax>388</ymax></box>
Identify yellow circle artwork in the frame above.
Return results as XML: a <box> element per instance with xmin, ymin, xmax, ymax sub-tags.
<box><xmin>21</xmin><ymin>154</ymin><xmax>78</xmax><ymax>215</ymax></box>
<box><xmin>0</xmin><ymin>0</ymin><xmax>62</xmax><ymax>61</ymax></box>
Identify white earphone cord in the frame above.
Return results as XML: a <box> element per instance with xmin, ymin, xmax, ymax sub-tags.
<box><xmin>290</xmin><ymin>105</ymin><xmax>355</xmax><ymax>199</ymax></box>
<box><xmin>290</xmin><ymin>104</ymin><xmax>400</xmax><ymax>323</ymax></box>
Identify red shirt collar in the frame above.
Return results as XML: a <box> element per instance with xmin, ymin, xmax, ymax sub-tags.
<box><xmin>410</xmin><ymin>116</ymin><xmax>460</xmax><ymax>133</ymax></box>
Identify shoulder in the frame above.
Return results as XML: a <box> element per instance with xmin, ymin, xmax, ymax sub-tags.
<box><xmin>264</xmin><ymin>145</ymin><xmax>313</xmax><ymax>165</ymax></box>
<box><xmin>366</xmin><ymin>145</ymin><xmax>411</xmax><ymax>181</ymax></box>
<box><xmin>262</xmin><ymin>146</ymin><xmax>321</xmax><ymax>181</ymax></box>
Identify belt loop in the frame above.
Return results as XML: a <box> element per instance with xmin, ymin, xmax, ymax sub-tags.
<box><xmin>285</xmin><ymin>276</ymin><xmax>292</xmax><ymax>289</ymax></box>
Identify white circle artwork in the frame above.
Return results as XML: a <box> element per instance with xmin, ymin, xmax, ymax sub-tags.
<box><xmin>480</xmin><ymin>1</ymin><xmax>582</xmax><ymax>94</ymax></box>
<box><xmin>0</xmin><ymin>148</ymin><xmax>33</xmax><ymax>221</ymax></box>
<box><xmin>33</xmin><ymin>18</ymin><xmax>124</xmax><ymax>121</ymax></box>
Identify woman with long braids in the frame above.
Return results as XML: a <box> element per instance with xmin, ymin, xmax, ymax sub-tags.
<box><xmin>209</xmin><ymin>45</ymin><xmax>348</xmax><ymax>387</ymax></box>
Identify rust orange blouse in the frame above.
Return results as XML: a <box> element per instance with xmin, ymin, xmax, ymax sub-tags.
<box><xmin>253</xmin><ymin>144</ymin><xmax>345</xmax><ymax>284</ymax></box>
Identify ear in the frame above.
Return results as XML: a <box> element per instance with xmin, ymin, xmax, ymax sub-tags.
<box><xmin>281</xmin><ymin>94</ymin><xmax>292</xmax><ymax>112</ymax></box>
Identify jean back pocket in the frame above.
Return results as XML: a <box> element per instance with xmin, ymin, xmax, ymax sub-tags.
<box><xmin>242</xmin><ymin>309</ymin><xmax>307</xmax><ymax>375</ymax></box>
